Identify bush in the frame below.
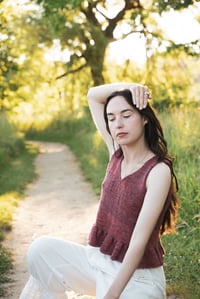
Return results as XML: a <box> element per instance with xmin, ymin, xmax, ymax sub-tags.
<box><xmin>0</xmin><ymin>112</ymin><xmax>25</xmax><ymax>168</ymax></box>
<box><xmin>26</xmin><ymin>107</ymin><xmax>200</xmax><ymax>297</ymax></box>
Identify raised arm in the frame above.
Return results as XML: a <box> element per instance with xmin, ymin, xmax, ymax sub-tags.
<box><xmin>87</xmin><ymin>82</ymin><xmax>150</xmax><ymax>156</ymax></box>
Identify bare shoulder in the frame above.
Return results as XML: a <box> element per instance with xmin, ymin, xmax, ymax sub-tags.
<box><xmin>147</xmin><ymin>161</ymin><xmax>171</xmax><ymax>184</ymax></box>
<box><xmin>145</xmin><ymin>161</ymin><xmax>172</xmax><ymax>203</ymax></box>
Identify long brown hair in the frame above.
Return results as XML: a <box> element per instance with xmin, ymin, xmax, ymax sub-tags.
<box><xmin>104</xmin><ymin>89</ymin><xmax>179</xmax><ymax>234</ymax></box>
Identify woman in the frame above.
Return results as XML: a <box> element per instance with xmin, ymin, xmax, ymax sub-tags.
<box><xmin>19</xmin><ymin>82</ymin><xmax>179</xmax><ymax>299</ymax></box>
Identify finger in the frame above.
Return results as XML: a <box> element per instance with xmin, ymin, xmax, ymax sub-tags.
<box><xmin>130</xmin><ymin>86</ymin><xmax>143</xmax><ymax>109</ymax></box>
<box><xmin>130</xmin><ymin>87</ymin><xmax>136</xmax><ymax>105</ymax></box>
<box><xmin>135</xmin><ymin>86</ymin><xmax>145</xmax><ymax>110</ymax></box>
<box><xmin>130</xmin><ymin>86</ymin><xmax>151</xmax><ymax>110</ymax></box>
<box><xmin>142</xmin><ymin>88</ymin><xmax>151</xmax><ymax>109</ymax></box>
<box><xmin>144</xmin><ymin>89</ymin><xmax>151</xmax><ymax>99</ymax></box>
<box><xmin>135</xmin><ymin>87</ymin><xmax>141</xmax><ymax>108</ymax></box>
<box><xmin>141</xmin><ymin>86</ymin><xmax>147</xmax><ymax>109</ymax></box>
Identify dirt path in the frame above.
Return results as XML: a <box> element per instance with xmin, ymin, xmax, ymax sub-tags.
<box><xmin>3</xmin><ymin>141</ymin><xmax>176</xmax><ymax>299</ymax></box>
<box><xmin>3</xmin><ymin>141</ymin><xmax>98</xmax><ymax>299</ymax></box>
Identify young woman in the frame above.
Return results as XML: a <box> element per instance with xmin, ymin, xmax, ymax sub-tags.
<box><xmin>19</xmin><ymin>82</ymin><xmax>179</xmax><ymax>299</ymax></box>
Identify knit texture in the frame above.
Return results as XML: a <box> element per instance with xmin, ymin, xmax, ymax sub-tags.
<box><xmin>88</xmin><ymin>151</ymin><xmax>172</xmax><ymax>268</ymax></box>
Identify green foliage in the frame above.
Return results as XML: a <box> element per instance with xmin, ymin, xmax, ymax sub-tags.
<box><xmin>166</xmin><ymin>40</ymin><xmax>200</xmax><ymax>57</ymax></box>
<box><xmin>32</xmin><ymin>0</ymin><xmax>200</xmax><ymax>86</ymax></box>
<box><xmin>0</xmin><ymin>114</ymin><xmax>37</xmax><ymax>296</ymax></box>
<box><xmin>0</xmin><ymin>0</ymin><xmax>57</xmax><ymax>111</ymax></box>
<box><xmin>1</xmin><ymin>1</ymin><xmax>199</xmax><ymax>296</ymax></box>
<box><xmin>153</xmin><ymin>0</ymin><xmax>194</xmax><ymax>13</ymax></box>
<box><xmin>0</xmin><ymin>112</ymin><xmax>25</xmax><ymax>168</ymax></box>
<box><xmin>163</xmin><ymin>231</ymin><xmax>199</xmax><ymax>299</ymax></box>
<box><xmin>0</xmin><ymin>245</ymin><xmax>12</xmax><ymax>297</ymax></box>
<box><xmin>159</xmin><ymin>108</ymin><xmax>200</xmax><ymax>298</ymax></box>
<box><xmin>0</xmin><ymin>111</ymin><xmax>38</xmax><ymax>233</ymax></box>
<box><xmin>1</xmin><ymin>0</ymin><xmax>200</xmax><ymax>118</ymax></box>
<box><xmin>27</xmin><ymin>107</ymin><xmax>109</xmax><ymax>193</ymax></box>
<box><xmin>160</xmin><ymin>108</ymin><xmax>200</xmax><ymax>220</ymax></box>
<box><xmin>0</xmin><ymin>9</ymin><xmax>19</xmax><ymax>105</ymax></box>
<box><xmin>37</xmin><ymin>0</ymin><xmax>83</xmax><ymax>9</ymax></box>
<box><xmin>0</xmin><ymin>112</ymin><xmax>37</xmax><ymax>237</ymax></box>
<box><xmin>145</xmin><ymin>50</ymin><xmax>199</xmax><ymax>109</ymax></box>
<box><xmin>26</xmin><ymin>107</ymin><xmax>200</xmax><ymax>297</ymax></box>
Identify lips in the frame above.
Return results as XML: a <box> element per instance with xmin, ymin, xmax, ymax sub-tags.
<box><xmin>116</xmin><ymin>132</ymin><xmax>128</xmax><ymax>138</ymax></box>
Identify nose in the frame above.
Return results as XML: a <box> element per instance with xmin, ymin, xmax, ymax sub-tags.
<box><xmin>115</xmin><ymin>116</ymin><xmax>123</xmax><ymax>128</ymax></box>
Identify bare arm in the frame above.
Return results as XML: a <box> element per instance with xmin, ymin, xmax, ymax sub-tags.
<box><xmin>103</xmin><ymin>162</ymin><xmax>171</xmax><ymax>299</ymax></box>
<box><xmin>87</xmin><ymin>82</ymin><xmax>150</xmax><ymax>156</ymax></box>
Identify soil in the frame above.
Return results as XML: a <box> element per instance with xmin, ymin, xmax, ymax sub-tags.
<box><xmin>3</xmin><ymin>141</ymin><xmax>98</xmax><ymax>299</ymax></box>
<box><xmin>3</xmin><ymin>141</ymin><xmax>176</xmax><ymax>299</ymax></box>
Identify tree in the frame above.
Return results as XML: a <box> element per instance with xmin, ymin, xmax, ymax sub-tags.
<box><xmin>34</xmin><ymin>0</ymin><xmax>200</xmax><ymax>85</ymax></box>
<box><xmin>1</xmin><ymin>0</ymin><xmax>199</xmax><ymax>121</ymax></box>
<box><xmin>0</xmin><ymin>8</ymin><xmax>19</xmax><ymax>109</ymax></box>
<box><xmin>0</xmin><ymin>0</ymin><xmax>56</xmax><ymax>111</ymax></box>
<box><xmin>145</xmin><ymin>50</ymin><xmax>193</xmax><ymax>109</ymax></box>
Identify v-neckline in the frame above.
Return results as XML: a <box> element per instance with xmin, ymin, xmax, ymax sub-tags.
<box><xmin>120</xmin><ymin>155</ymin><xmax>157</xmax><ymax>180</ymax></box>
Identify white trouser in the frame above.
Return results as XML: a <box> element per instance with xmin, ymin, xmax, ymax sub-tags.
<box><xmin>19</xmin><ymin>236</ymin><xmax>166</xmax><ymax>299</ymax></box>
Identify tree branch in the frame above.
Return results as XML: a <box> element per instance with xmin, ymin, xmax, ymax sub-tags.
<box><xmin>80</xmin><ymin>1</ymin><xmax>100</xmax><ymax>27</ymax></box>
<box><xmin>105</xmin><ymin>0</ymin><xmax>142</xmax><ymax>38</ymax></box>
<box><xmin>55</xmin><ymin>63</ymin><xmax>87</xmax><ymax>80</ymax></box>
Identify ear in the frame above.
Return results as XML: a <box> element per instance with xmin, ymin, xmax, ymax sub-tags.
<box><xmin>143</xmin><ymin>118</ymin><xmax>148</xmax><ymax>125</ymax></box>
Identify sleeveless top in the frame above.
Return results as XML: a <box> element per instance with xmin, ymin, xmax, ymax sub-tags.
<box><xmin>88</xmin><ymin>150</ymin><xmax>172</xmax><ymax>268</ymax></box>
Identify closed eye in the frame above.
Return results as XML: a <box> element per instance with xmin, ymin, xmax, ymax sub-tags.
<box><xmin>108</xmin><ymin>116</ymin><xmax>115</xmax><ymax>122</ymax></box>
<box><xmin>122</xmin><ymin>110</ymin><xmax>134</xmax><ymax>118</ymax></box>
<box><xmin>107</xmin><ymin>113</ymin><xmax>115</xmax><ymax>122</ymax></box>
<box><xmin>107</xmin><ymin>109</ymin><xmax>134</xmax><ymax>122</ymax></box>
<box><xmin>123</xmin><ymin>114</ymin><xmax>132</xmax><ymax>118</ymax></box>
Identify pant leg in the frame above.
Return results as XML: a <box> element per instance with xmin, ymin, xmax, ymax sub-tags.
<box><xmin>19</xmin><ymin>275</ymin><xmax>68</xmax><ymax>299</ymax></box>
<box><xmin>121</xmin><ymin>267</ymin><xmax>166</xmax><ymax>299</ymax></box>
<box><xmin>95</xmin><ymin>267</ymin><xmax>166</xmax><ymax>299</ymax></box>
<box><xmin>87</xmin><ymin>246</ymin><xmax>166</xmax><ymax>299</ymax></box>
<box><xmin>19</xmin><ymin>236</ymin><xmax>96</xmax><ymax>299</ymax></box>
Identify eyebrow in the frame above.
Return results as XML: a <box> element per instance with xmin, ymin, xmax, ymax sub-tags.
<box><xmin>106</xmin><ymin>109</ymin><xmax>134</xmax><ymax>116</ymax></box>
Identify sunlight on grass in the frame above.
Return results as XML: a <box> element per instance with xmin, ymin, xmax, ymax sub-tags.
<box><xmin>158</xmin><ymin>108</ymin><xmax>200</xmax><ymax>298</ymax></box>
<box><xmin>89</xmin><ymin>156</ymin><xmax>98</xmax><ymax>167</ymax></box>
<box><xmin>93</xmin><ymin>131</ymin><xmax>103</xmax><ymax>149</ymax></box>
<box><xmin>0</xmin><ymin>192</ymin><xmax>21</xmax><ymax>231</ymax></box>
<box><xmin>161</xmin><ymin>108</ymin><xmax>200</xmax><ymax>156</ymax></box>
<box><xmin>11</xmin><ymin>106</ymin><xmax>200</xmax><ymax>297</ymax></box>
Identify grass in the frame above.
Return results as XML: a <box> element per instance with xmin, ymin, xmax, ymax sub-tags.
<box><xmin>160</xmin><ymin>108</ymin><xmax>200</xmax><ymax>298</ymax></box>
<box><xmin>0</xmin><ymin>113</ymin><xmax>38</xmax><ymax>297</ymax></box>
<box><xmin>0</xmin><ymin>245</ymin><xmax>12</xmax><ymax>297</ymax></box>
<box><xmin>27</xmin><ymin>108</ymin><xmax>109</xmax><ymax>194</ymax></box>
<box><xmin>26</xmin><ymin>106</ymin><xmax>200</xmax><ymax>298</ymax></box>
<box><xmin>0</xmin><ymin>143</ymin><xmax>38</xmax><ymax>236</ymax></box>
<box><xmin>0</xmin><ymin>144</ymin><xmax>38</xmax><ymax>297</ymax></box>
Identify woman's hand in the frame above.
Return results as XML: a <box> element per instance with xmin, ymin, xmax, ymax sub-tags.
<box><xmin>130</xmin><ymin>85</ymin><xmax>151</xmax><ymax>110</ymax></box>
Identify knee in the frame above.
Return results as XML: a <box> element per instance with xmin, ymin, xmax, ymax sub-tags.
<box><xmin>26</xmin><ymin>236</ymin><xmax>68</xmax><ymax>293</ymax></box>
<box><xmin>26</xmin><ymin>236</ymin><xmax>52</xmax><ymax>274</ymax></box>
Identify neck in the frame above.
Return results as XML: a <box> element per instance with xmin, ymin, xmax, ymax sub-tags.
<box><xmin>121</xmin><ymin>143</ymin><xmax>150</xmax><ymax>164</ymax></box>
<box><xmin>121</xmin><ymin>145</ymin><xmax>153</xmax><ymax>178</ymax></box>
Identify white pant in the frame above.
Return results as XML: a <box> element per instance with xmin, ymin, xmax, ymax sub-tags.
<box><xmin>19</xmin><ymin>236</ymin><xmax>166</xmax><ymax>299</ymax></box>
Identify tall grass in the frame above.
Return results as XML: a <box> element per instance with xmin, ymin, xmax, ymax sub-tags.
<box><xmin>0</xmin><ymin>113</ymin><xmax>38</xmax><ymax>297</ymax></box>
<box><xmin>27</xmin><ymin>107</ymin><xmax>199</xmax><ymax>298</ymax></box>
<box><xmin>27</xmin><ymin>108</ymin><xmax>109</xmax><ymax>194</ymax></box>
<box><xmin>0</xmin><ymin>112</ymin><xmax>24</xmax><ymax>168</ymax></box>
<box><xmin>159</xmin><ymin>108</ymin><xmax>200</xmax><ymax>298</ymax></box>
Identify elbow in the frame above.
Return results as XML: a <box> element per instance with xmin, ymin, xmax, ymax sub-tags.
<box><xmin>87</xmin><ymin>87</ymin><xmax>95</xmax><ymax>101</ymax></box>
<box><xmin>87</xmin><ymin>90</ymin><xmax>91</xmax><ymax>102</ymax></box>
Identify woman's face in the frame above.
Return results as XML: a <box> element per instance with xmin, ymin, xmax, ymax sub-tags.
<box><xmin>106</xmin><ymin>96</ymin><xmax>147</xmax><ymax>147</ymax></box>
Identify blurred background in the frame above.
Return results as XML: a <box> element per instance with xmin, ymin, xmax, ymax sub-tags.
<box><xmin>0</xmin><ymin>0</ymin><xmax>199</xmax><ymax>298</ymax></box>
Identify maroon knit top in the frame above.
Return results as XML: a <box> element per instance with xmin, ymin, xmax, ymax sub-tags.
<box><xmin>88</xmin><ymin>150</ymin><xmax>172</xmax><ymax>268</ymax></box>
